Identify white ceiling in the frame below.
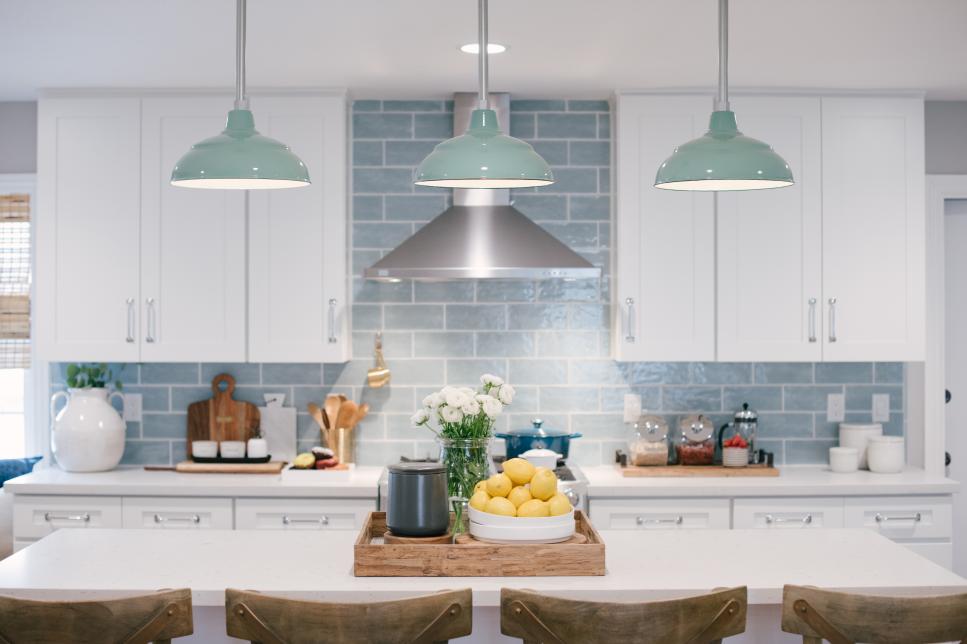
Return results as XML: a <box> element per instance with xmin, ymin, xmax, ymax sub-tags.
<box><xmin>2</xmin><ymin>0</ymin><xmax>966</xmax><ymax>102</ymax></box>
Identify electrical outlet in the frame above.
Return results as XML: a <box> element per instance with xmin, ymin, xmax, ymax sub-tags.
<box><xmin>623</xmin><ymin>394</ymin><xmax>642</xmax><ymax>423</ymax></box>
<box><xmin>123</xmin><ymin>393</ymin><xmax>142</xmax><ymax>422</ymax></box>
<box><xmin>872</xmin><ymin>393</ymin><xmax>891</xmax><ymax>422</ymax></box>
<box><xmin>826</xmin><ymin>393</ymin><xmax>845</xmax><ymax>423</ymax></box>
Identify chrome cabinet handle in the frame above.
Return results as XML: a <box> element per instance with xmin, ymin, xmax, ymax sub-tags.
<box><xmin>125</xmin><ymin>298</ymin><xmax>135</xmax><ymax>343</ymax></box>
<box><xmin>765</xmin><ymin>514</ymin><xmax>813</xmax><ymax>525</ymax></box>
<box><xmin>327</xmin><ymin>298</ymin><xmax>338</xmax><ymax>344</ymax></box>
<box><xmin>145</xmin><ymin>298</ymin><xmax>156</xmax><ymax>343</ymax></box>
<box><xmin>282</xmin><ymin>515</ymin><xmax>330</xmax><ymax>526</ymax></box>
<box><xmin>636</xmin><ymin>515</ymin><xmax>683</xmax><ymax>526</ymax></box>
<box><xmin>44</xmin><ymin>512</ymin><xmax>90</xmax><ymax>523</ymax></box>
<box><xmin>153</xmin><ymin>514</ymin><xmax>200</xmax><ymax>524</ymax></box>
<box><xmin>875</xmin><ymin>512</ymin><xmax>921</xmax><ymax>523</ymax></box>
<box><xmin>828</xmin><ymin>297</ymin><xmax>837</xmax><ymax>343</ymax></box>
<box><xmin>624</xmin><ymin>297</ymin><xmax>636</xmax><ymax>343</ymax></box>
<box><xmin>808</xmin><ymin>298</ymin><xmax>817</xmax><ymax>343</ymax></box>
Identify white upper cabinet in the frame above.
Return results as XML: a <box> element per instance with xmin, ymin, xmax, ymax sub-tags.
<box><xmin>821</xmin><ymin>96</ymin><xmax>925</xmax><ymax>361</ymax></box>
<box><xmin>36</xmin><ymin>97</ymin><xmax>142</xmax><ymax>362</ymax></box>
<box><xmin>140</xmin><ymin>97</ymin><xmax>247</xmax><ymax>362</ymax></box>
<box><xmin>614</xmin><ymin>94</ymin><xmax>716</xmax><ymax>361</ymax></box>
<box><xmin>717</xmin><ymin>96</ymin><xmax>823</xmax><ymax>361</ymax></box>
<box><xmin>247</xmin><ymin>94</ymin><xmax>349</xmax><ymax>363</ymax></box>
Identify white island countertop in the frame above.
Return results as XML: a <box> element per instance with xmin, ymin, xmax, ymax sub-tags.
<box><xmin>582</xmin><ymin>465</ymin><xmax>960</xmax><ymax>498</ymax></box>
<box><xmin>0</xmin><ymin>528</ymin><xmax>963</xmax><ymax>607</ymax></box>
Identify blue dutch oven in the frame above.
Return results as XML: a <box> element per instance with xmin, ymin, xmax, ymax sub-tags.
<box><xmin>495</xmin><ymin>419</ymin><xmax>582</xmax><ymax>459</ymax></box>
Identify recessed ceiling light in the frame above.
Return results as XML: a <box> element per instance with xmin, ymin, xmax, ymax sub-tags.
<box><xmin>460</xmin><ymin>42</ymin><xmax>506</xmax><ymax>54</ymax></box>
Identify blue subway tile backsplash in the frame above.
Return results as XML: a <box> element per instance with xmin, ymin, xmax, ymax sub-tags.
<box><xmin>51</xmin><ymin>97</ymin><xmax>907</xmax><ymax>467</ymax></box>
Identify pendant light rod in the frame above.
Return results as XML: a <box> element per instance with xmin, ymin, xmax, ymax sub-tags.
<box><xmin>235</xmin><ymin>0</ymin><xmax>248</xmax><ymax>109</ymax></box>
<box><xmin>477</xmin><ymin>0</ymin><xmax>489</xmax><ymax>109</ymax></box>
<box><xmin>715</xmin><ymin>0</ymin><xmax>729</xmax><ymax>111</ymax></box>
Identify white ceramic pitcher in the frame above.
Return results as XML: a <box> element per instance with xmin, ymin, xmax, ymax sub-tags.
<box><xmin>50</xmin><ymin>388</ymin><xmax>126</xmax><ymax>472</ymax></box>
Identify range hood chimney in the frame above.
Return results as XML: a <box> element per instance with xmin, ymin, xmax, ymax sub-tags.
<box><xmin>364</xmin><ymin>93</ymin><xmax>600</xmax><ymax>282</ymax></box>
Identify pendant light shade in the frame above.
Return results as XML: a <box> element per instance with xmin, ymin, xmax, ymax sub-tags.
<box><xmin>654</xmin><ymin>0</ymin><xmax>793</xmax><ymax>192</ymax></box>
<box><xmin>171</xmin><ymin>0</ymin><xmax>309</xmax><ymax>190</ymax></box>
<box><xmin>414</xmin><ymin>0</ymin><xmax>553</xmax><ymax>189</ymax></box>
<box><xmin>654</xmin><ymin>111</ymin><xmax>793</xmax><ymax>191</ymax></box>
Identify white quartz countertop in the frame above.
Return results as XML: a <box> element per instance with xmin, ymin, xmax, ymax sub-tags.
<box><xmin>3</xmin><ymin>465</ymin><xmax>383</xmax><ymax>498</ymax></box>
<box><xmin>582</xmin><ymin>465</ymin><xmax>960</xmax><ymax>497</ymax></box>
<box><xmin>0</xmin><ymin>528</ymin><xmax>962</xmax><ymax>607</ymax></box>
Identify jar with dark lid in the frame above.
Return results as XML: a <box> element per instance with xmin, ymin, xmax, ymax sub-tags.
<box><xmin>386</xmin><ymin>462</ymin><xmax>449</xmax><ymax>537</ymax></box>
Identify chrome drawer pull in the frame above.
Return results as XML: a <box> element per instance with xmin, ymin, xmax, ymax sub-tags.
<box><xmin>44</xmin><ymin>512</ymin><xmax>90</xmax><ymax>523</ymax></box>
<box><xmin>765</xmin><ymin>514</ymin><xmax>813</xmax><ymax>525</ymax></box>
<box><xmin>828</xmin><ymin>297</ymin><xmax>837</xmax><ymax>343</ymax></box>
<box><xmin>282</xmin><ymin>515</ymin><xmax>329</xmax><ymax>526</ymax></box>
<box><xmin>808</xmin><ymin>298</ymin><xmax>817</xmax><ymax>343</ymax></box>
<box><xmin>624</xmin><ymin>298</ymin><xmax>636</xmax><ymax>343</ymax></box>
<box><xmin>327</xmin><ymin>299</ymin><xmax>338</xmax><ymax>344</ymax></box>
<box><xmin>154</xmin><ymin>514</ymin><xmax>200</xmax><ymax>524</ymax></box>
<box><xmin>125</xmin><ymin>298</ymin><xmax>135</xmax><ymax>343</ymax></box>
<box><xmin>875</xmin><ymin>512</ymin><xmax>921</xmax><ymax>523</ymax></box>
<box><xmin>636</xmin><ymin>515</ymin><xmax>683</xmax><ymax>526</ymax></box>
<box><xmin>145</xmin><ymin>298</ymin><xmax>156</xmax><ymax>343</ymax></box>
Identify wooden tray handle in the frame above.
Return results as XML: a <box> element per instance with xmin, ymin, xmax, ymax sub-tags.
<box><xmin>212</xmin><ymin>373</ymin><xmax>236</xmax><ymax>397</ymax></box>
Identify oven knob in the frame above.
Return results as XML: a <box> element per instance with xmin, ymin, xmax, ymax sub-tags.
<box><xmin>563</xmin><ymin>488</ymin><xmax>579</xmax><ymax>506</ymax></box>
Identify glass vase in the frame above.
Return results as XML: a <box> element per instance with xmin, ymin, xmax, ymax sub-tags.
<box><xmin>437</xmin><ymin>436</ymin><xmax>493</xmax><ymax>536</ymax></box>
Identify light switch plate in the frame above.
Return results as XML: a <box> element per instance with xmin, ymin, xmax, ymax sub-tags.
<box><xmin>123</xmin><ymin>393</ymin><xmax>142</xmax><ymax>422</ymax></box>
<box><xmin>872</xmin><ymin>393</ymin><xmax>890</xmax><ymax>422</ymax></box>
<box><xmin>623</xmin><ymin>394</ymin><xmax>642</xmax><ymax>423</ymax></box>
<box><xmin>826</xmin><ymin>393</ymin><xmax>845</xmax><ymax>423</ymax></box>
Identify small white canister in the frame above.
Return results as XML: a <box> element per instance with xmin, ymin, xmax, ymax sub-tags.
<box><xmin>867</xmin><ymin>436</ymin><xmax>905</xmax><ymax>474</ymax></box>
<box><xmin>828</xmin><ymin>446</ymin><xmax>859</xmax><ymax>473</ymax></box>
<box><xmin>838</xmin><ymin>423</ymin><xmax>883</xmax><ymax>470</ymax></box>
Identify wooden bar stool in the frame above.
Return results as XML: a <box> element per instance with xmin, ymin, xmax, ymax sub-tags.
<box><xmin>225</xmin><ymin>588</ymin><xmax>472</xmax><ymax>644</ymax></box>
<box><xmin>0</xmin><ymin>588</ymin><xmax>193</xmax><ymax>643</ymax></box>
<box><xmin>782</xmin><ymin>584</ymin><xmax>967</xmax><ymax>643</ymax></box>
<box><xmin>500</xmin><ymin>586</ymin><xmax>747</xmax><ymax>644</ymax></box>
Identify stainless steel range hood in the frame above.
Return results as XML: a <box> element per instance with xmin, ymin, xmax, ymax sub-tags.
<box><xmin>364</xmin><ymin>93</ymin><xmax>600</xmax><ymax>282</ymax></box>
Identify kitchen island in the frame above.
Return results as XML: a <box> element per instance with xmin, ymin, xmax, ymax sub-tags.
<box><xmin>0</xmin><ymin>528</ymin><xmax>963</xmax><ymax>643</ymax></box>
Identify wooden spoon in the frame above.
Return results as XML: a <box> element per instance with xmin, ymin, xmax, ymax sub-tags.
<box><xmin>324</xmin><ymin>395</ymin><xmax>342</xmax><ymax>432</ymax></box>
<box><xmin>307</xmin><ymin>403</ymin><xmax>327</xmax><ymax>430</ymax></box>
<box><xmin>352</xmin><ymin>403</ymin><xmax>370</xmax><ymax>427</ymax></box>
<box><xmin>335</xmin><ymin>400</ymin><xmax>358</xmax><ymax>430</ymax></box>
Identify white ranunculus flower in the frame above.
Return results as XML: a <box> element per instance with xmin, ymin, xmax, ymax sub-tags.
<box><xmin>444</xmin><ymin>388</ymin><xmax>469</xmax><ymax>409</ymax></box>
<box><xmin>479</xmin><ymin>395</ymin><xmax>503</xmax><ymax>418</ymax></box>
<box><xmin>440</xmin><ymin>405</ymin><xmax>464</xmax><ymax>423</ymax></box>
<box><xmin>480</xmin><ymin>373</ymin><xmax>504</xmax><ymax>387</ymax></box>
<box><xmin>411</xmin><ymin>409</ymin><xmax>429</xmax><ymax>426</ymax></box>
<box><xmin>422</xmin><ymin>392</ymin><xmax>444</xmax><ymax>409</ymax></box>
<box><xmin>496</xmin><ymin>384</ymin><xmax>515</xmax><ymax>405</ymax></box>
<box><xmin>461</xmin><ymin>399</ymin><xmax>481</xmax><ymax>416</ymax></box>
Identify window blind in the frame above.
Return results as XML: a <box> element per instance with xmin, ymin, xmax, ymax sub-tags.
<box><xmin>0</xmin><ymin>193</ymin><xmax>30</xmax><ymax>368</ymax></box>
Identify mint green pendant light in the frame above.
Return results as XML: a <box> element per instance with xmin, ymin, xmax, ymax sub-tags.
<box><xmin>654</xmin><ymin>0</ymin><xmax>793</xmax><ymax>191</ymax></box>
<box><xmin>414</xmin><ymin>0</ymin><xmax>553</xmax><ymax>188</ymax></box>
<box><xmin>171</xmin><ymin>0</ymin><xmax>309</xmax><ymax>190</ymax></box>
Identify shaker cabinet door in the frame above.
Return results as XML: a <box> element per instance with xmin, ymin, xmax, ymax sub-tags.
<box><xmin>36</xmin><ymin>97</ymin><xmax>142</xmax><ymax>361</ymax></box>
<box><xmin>614</xmin><ymin>94</ymin><xmax>715</xmax><ymax>361</ymax></box>
<box><xmin>140</xmin><ymin>97</ymin><xmax>247</xmax><ymax>362</ymax></box>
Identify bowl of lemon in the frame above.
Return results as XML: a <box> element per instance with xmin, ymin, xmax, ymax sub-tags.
<box><xmin>467</xmin><ymin>457</ymin><xmax>575</xmax><ymax>543</ymax></box>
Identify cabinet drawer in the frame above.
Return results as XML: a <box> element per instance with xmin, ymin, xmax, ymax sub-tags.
<box><xmin>235</xmin><ymin>498</ymin><xmax>374</xmax><ymax>530</ymax></box>
<box><xmin>122</xmin><ymin>497</ymin><xmax>233</xmax><ymax>530</ymax></box>
<box><xmin>733</xmin><ymin>498</ymin><xmax>844</xmax><ymax>529</ymax></box>
<box><xmin>845</xmin><ymin>496</ymin><xmax>952</xmax><ymax>540</ymax></box>
<box><xmin>590</xmin><ymin>499</ymin><xmax>730</xmax><ymax>530</ymax></box>
<box><xmin>13</xmin><ymin>495</ymin><xmax>122</xmax><ymax>539</ymax></box>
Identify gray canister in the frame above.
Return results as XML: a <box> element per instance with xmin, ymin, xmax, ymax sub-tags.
<box><xmin>386</xmin><ymin>462</ymin><xmax>449</xmax><ymax>537</ymax></box>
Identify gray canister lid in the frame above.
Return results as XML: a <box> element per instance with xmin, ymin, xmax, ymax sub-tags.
<box><xmin>387</xmin><ymin>462</ymin><xmax>446</xmax><ymax>475</ymax></box>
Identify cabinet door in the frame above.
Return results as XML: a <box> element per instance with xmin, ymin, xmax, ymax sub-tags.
<box><xmin>615</xmin><ymin>95</ymin><xmax>716</xmax><ymax>361</ymax></box>
<box><xmin>589</xmin><ymin>498</ymin><xmax>730</xmax><ymax>530</ymax></box>
<box><xmin>235</xmin><ymin>498</ymin><xmax>373</xmax><ymax>530</ymax></box>
<box><xmin>35</xmin><ymin>98</ymin><xmax>142</xmax><ymax>361</ymax></box>
<box><xmin>717</xmin><ymin>96</ymin><xmax>823</xmax><ymax>361</ymax></box>
<box><xmin>122</xmin><ymin>496</ymin><xmax>234</xmax><ymax>530</ymax></box>
<box><xmin>733</xmin><ymin>497</ymin><xmax>844</xmax><ymax>529</ymax></box>
<box><xmin>140</xmin><ymin>97</ymin><xmax>246</xmax><ymax>362</ymax></box>
<box><xmin>247</xmin><ymin>94</ymin><xmax>349</xmax><ymax>362</ymax></box>
<box><xmin>821</xmin><ymin>97</ymin><xmax>925</xmax><ymax>360</ymax></box>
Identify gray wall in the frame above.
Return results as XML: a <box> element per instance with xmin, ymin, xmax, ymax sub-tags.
<box><xmin>0</xmin><ymin>102</ymin><xmax>36</xmax><ymax>173</ymax></box>
<box><xmin>926</xmin><ymin>101</ymin><xmax>967</xmax><ymax>175</ymax></box>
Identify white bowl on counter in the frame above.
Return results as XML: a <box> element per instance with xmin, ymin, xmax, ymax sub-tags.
<box><xmin>469</xmin><ymin>519</ymin><xmax>575</xmax><ymax>544</ymax></box>
<box><xmin>829</xmin><ymin>446</ymin><xmax>859</xmax><ymax>473</ymax></box>
<box><xmin>839</xmin><ymin>422</ymin><xmax>883</xmax><ymax>470</ymax></box>
<box><xmin>867</xmin><ymin>436</ymin><xmax>905</xmax><ymax>474</ymax></box>
<box><xmin>468</xmin><ymin>505</ymin><xmax>573</xmax><ymax>528</ymax></box>
<box><xmin>520</xmin><ymin>449</ymin><xmax>562</xmax><ymax>470</ymax></box>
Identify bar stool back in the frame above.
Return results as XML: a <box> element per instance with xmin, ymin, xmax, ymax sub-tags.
<box><xmin>500</xmin><ymin>586</ymin><xmax>747</xmax><ymax>644</ymax></box>
<box><xmin>225</xmin><ymin>588</ymin><xmax>472</xmax><ymax>644</ymax></box>
<box><xmin>0</xmin><ymin>588</ymin><xmax>193</xmax><ymax>643</ymax></box>
<box><xmin>782</xmin><ymin>584</ymin><xmax>967</xmax><ymax>644</ymax></box>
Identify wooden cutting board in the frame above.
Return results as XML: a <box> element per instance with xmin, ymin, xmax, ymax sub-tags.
<box><xmin>174</xmin><ymin>460</ymin><xmax>285</xmax><ymax>474</ymax></box>
<box><xmin>620</xmin><ymin>464</ymin><xmax>779</xmax><ymax>477</ymax></box>
<box><xmin>186</xmin><ymin>373</ymin><xmax>260</xmax><ymax>453</ymax></box>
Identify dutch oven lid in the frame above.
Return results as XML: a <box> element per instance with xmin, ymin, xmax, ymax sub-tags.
<box><xmin>387</xmin><ymin>462</ymin><xmax>446</xmax><ymax>475</ymax></box>
<box><xmin>504</xmin><ymin>418</ymin><xmax>574</xmax><ymax>438</ymax></box>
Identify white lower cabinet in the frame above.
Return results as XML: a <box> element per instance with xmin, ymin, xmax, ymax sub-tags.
<box><xmin>733</xmin><ymin>497</ymin><xmax>844</xmax><ymax>529</ymax></box>
<box><xmin>13</xmin><ymin>495</ymin><xmax>122</xmax><ymax>540</ymax></box>
<box><xmin>122</xmin><ymin>497</ymin><xmax>233</xmax><ymax>530</ymax></box>
<box><xmin>234</xmin><ymin>498</ymin><xmax>374</xmax><ymax>530</ymax></box>
<box><xmin>590</xmin><ymin>499</ymin><xmax>730</xmax><ymax>530</ymax></box>
<box><xmin>845</xmin><ymin>496</ymin><xmax>953</xmax><ymax>568</ymax></box>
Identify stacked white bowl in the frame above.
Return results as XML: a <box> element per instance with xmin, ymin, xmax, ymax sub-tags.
<box><xmin>838</xmin><ymin>423</ymin><xmax>883</xmax><ymax>470</ymax></box>
<box><xmin>468</xmin><ymin>506</ymin><xmax>575</xmax><ymax>544</ymax></box>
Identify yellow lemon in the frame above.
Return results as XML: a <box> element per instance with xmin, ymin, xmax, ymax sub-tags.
<box><xmin>502</xmin><ymin>458</ymin><xmax>536</xmax><ymax>485</ymax></box>
<box><xmin>528</xmin><ymin>468</ymin><xmax>558</xmax><ymax>501</ymax></box>
<box><xmin>548</xmin><ymin>493</ymin><xmax>572</xmax><ymax>516</ymax></box>
<box><xmin>507</xmin><ymin>485</ymin><xmax>533</xmax><ymax>508</ymax></box>
<box><xmin>469</xmin><ymin>490</ymin><xmax>491</xmax><ymax>512</ymax></box>
<box><xmin>473</xmin><ymin>480</ymin><xmax>489</xmax><ymax>495</ymax></box>
<box><xmin>517</xmin><ymin>498</ymin><xmax>550</xmax><ymax>518</ymax></box>
<box><xmin>484</xmin><ymin>496</ymin><xmax>517</xmax><ymax>517</ymax></box>
<box><xmin>485</xmin><ymin>472</ymin><xmax>513</xmax><ymax>498</ymax></box>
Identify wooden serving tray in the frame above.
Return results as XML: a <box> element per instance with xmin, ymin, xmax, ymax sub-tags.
<box><xmin>620</xmin><ymin>463</ymin><xmax>779</xmax><ymax>477</ymax></box>
<box><xmin>353</xmin><ymin>511</ymin><xmax>605</xmax><ymax>577</ymax></box>
<box><xmin>173</xmin><ymin>460</ymin><xmax>286</xmax><ymax>474</ymax></box>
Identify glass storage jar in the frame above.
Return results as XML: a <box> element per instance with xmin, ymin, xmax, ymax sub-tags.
<box><xmin>628</xmin><ymin>415</ymin><xmax>669</xmax><ymax>466</ymax></box>
<box><xmin>676</xmin><ymin>414</ymin><xmax>715</xmax><ymax>465</ymax></box>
